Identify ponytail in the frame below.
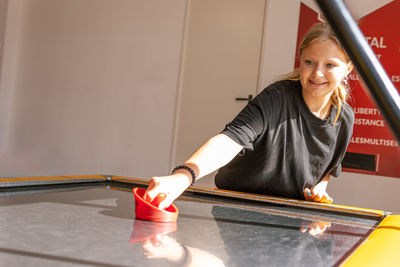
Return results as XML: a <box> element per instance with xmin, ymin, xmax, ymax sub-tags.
<box><xmin>331</xmin><ymin>82</ymin><xmax>349</xmax><ymax>124</ymax></box>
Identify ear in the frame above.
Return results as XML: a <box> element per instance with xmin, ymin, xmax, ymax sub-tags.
<box><xmin>345</xmin><ymin>63</ymin><xmax>354</xmax><ymax>76</ymax></box>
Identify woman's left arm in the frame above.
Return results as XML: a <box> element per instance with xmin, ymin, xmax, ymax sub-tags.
<box><xmin>303</xmin><ymin>175</ymin><xmax>333</xmax><ymax>204</ymax></box>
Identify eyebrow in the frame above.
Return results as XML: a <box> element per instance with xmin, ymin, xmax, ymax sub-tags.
<box><xmin>302</xmin><ymin>55</ymin><xmax>345</xmax><ymax>63</ymax></box>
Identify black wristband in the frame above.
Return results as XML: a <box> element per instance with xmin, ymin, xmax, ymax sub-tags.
<box><xmin>171</xmin><ymin>165</ymin><xmax>196</xmax><ymax>186</ymax></box>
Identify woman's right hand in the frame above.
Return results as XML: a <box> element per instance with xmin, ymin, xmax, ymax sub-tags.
<box><xmin>144</xmin><ymin>172</ymin><xmax>192</xmax><ymax>210</ymax></box>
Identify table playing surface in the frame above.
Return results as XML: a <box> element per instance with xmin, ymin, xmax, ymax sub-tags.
<box><xmin>0</xmin><ymin>176</ymin><xmax>398</xmax><ymax>267</ymax></box>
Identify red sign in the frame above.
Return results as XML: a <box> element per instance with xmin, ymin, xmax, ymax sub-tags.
<box><xmin>297</xmin><ymin>1</ymin><xmax>400</xmax><ymax>178</ymax></box>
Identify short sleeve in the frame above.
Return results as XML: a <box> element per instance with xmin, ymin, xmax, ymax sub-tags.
<box><xmin>221</xmin><ymin>84</ymin><xmax>285</xmax><ymax>151</ymax></box>
<box><xmin>221</xmin><ymin>100</ymin><xmax>264</xmax><ymax>150</ymax></box>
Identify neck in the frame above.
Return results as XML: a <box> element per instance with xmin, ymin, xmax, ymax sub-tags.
<box><xmin>303</xmin><ymin>93</ymin><xmax>333</xmax><ymax>120</ymax></box>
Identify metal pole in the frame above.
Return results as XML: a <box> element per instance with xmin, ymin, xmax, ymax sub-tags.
<box><xmin>315</xmin><ymin>0</ymin><xmax>400</xmax><ymax>142</ymax></box>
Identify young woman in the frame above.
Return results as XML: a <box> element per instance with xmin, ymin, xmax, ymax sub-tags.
<box><xmin>145</xmin><ymin>23</ymin><xmax>354</xmax><ymax>209</ymax></box>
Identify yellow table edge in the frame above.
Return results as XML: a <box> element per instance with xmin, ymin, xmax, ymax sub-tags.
<box><xmin>341</xmin><ymin>215</ymin><xmax>400</xmax><ymax>267</ymax></box>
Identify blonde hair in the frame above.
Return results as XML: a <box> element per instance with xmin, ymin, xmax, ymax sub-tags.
<box><xmin>283</xmin><ymin>23</ymin><xmax>351</xmax><ymax>124</ymax></box>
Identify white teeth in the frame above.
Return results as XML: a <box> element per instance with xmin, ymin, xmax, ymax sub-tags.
<box><xmin>310</xmin><ymin>80</ymin><xmax>325</xmax><ymax>85</ymax></box>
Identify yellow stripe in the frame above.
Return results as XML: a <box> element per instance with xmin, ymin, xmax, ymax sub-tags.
<box><xmin>0</xmin><ymin>175</ymin><xmax>106</xmax><ymax>182</ymax></box>
<box><xmin>341</xmin><ymin>215</ymin><xmax>400</xmax><ymax>267</ymax></box>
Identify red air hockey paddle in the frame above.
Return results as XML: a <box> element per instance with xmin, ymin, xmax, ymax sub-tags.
<box><xmin>133</xmin><ymin>187</ymin><xmax>179</xmax><ymax>223</ymax></box>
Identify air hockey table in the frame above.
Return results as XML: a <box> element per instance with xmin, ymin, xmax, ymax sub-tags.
<box><xmin>1</xmin><ymin>175</ymin><xmax>399</xmax><ymax>267</ymax></box>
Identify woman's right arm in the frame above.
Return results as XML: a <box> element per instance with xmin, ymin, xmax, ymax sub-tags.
<box><xmin>145</xmin><ymin>133</ymin><xmax>243</xmax><ymax>209</ymax></box>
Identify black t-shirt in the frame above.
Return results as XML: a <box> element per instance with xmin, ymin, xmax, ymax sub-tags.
<box><xmin>215</xmin><ymin>80</ymin><xmax>354</xmax><ymax>199</ymax></box>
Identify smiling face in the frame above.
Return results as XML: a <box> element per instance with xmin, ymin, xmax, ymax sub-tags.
<box><xmin>299</xmin><ymin>40</ymin><xmax>352</xmax><ymax>101</ymax></box>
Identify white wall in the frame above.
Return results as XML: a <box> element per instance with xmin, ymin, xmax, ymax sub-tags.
<box><xmin>0</xmin><ymin>0</ymin><xmax>186</xmax><ymax>178</ymax></box>
<box><xmin>328</xmin><ymin>172</ymin><xmax>400</xmax><ymax>213</ymax></box>
<box><xmin>0</xmin><ymin>0</ymin><xmax>7</xmax><ymax>68</ymax></box>
<box><xmin>259</xmin><ymin>0</ymin><xmax>300</xmax><ymax>88</ymax></box>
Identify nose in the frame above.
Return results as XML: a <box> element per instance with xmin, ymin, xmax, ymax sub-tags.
<box><xmin>312</xmin><ymin>64</ymin><xmax>324</xmax><ymax>77</ymax></box>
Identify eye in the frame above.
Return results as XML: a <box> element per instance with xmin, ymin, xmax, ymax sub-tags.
<box><xmin>304</xmin><ymin>60</ymin><xmax>314</xmax><ymax>65</ymax></box>
<box><xmin>326</xmin><ymin>63</ymin><xmax>336</xmax><ymax>68</ymax></box>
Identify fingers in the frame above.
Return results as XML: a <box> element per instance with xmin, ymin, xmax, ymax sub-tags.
<box><xmin>150</xmin><ymin>193</ymin><xmax>166</xmax><ymax>207</ymax></box>
<box><xmin>303</xmin><ymin>188</ymin><xmax>333</xmax><ymax>204</ymax></box>
<box><xmin>311</xmin><ymin>193</ymin><xmax>331</xmax><ymax>203</ymax></box>
<box><xmin>303</xmin><ymin>188</ymin><xmax>312</xmax><ymax>201</ymax></box>
<box><xmin>144</xmin><ymin>178</ymin><xmax>159</xmax><ymax>202</ymax></box>
<box><xmin>308</xmin><ymin>224</ymin><xmax>324</xmax><ymax>236</ymax></box>
<box><xmin>324</xmin><ymin>194</ymin><xmax>333</xmax><ymax>204</ymax></box>
<box><xmin>158</xmin><ymin>194</ymin><xmax>175</xmax><ymax>210</ymax></box>
<box><xmin>301</xmin><ymin>221</ymin><xmax>331</xmax><ymax>236</ymax></box>
<box><xmin>144</xmin><ymin>177</ymin><xmax>170</xmax><ymax>206</ymax></box>
<box><xmin>143</xmin><ymin>175</ymin><xmax>189</xmax><ymax>209</ymax></box>
<box><xmin>309</xmin><ymin>221</ymin><xmax>331</xmax><ymax>236</ymax></box>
